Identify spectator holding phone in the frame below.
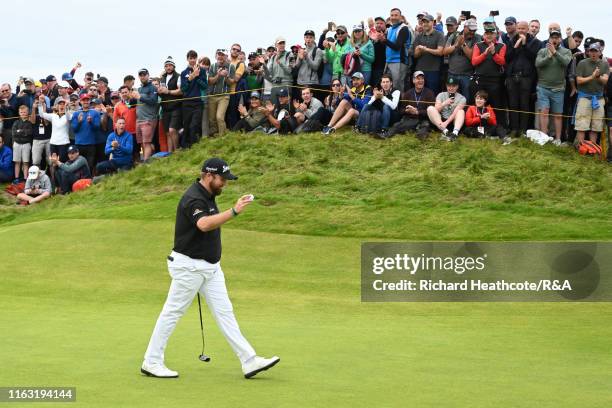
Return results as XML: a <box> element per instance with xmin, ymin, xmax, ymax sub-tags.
<box><xmin>208</xmin><ymin>49</ymin><xmax>236</xmax><ymax>137</ymax></box>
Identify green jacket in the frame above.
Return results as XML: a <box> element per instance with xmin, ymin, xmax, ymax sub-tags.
<box><xmin>326</xmin><ymin>39</ymin><xmax>353</xmax><ymax>76</ymax></box>
<box><xmin>356</xmin><ymin>40</ymin><xmax>375</xmax><ymax>72</ymax></box>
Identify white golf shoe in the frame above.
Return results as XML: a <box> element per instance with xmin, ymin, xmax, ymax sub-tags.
<box><xmin>242</xmin><ymin>355</ymin><xmax>280</xmax><ymax>379</ymax></box>
<box><xmin>141</xmin><ymin>361</ymin><xmax>179</xmax><ymax>378</ymax></box>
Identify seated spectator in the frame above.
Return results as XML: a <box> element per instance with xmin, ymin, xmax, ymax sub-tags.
<box><xmin>16</xmin><ymin>165</ymin><xmax>51</xmax><ymax>205</ymax></box>
<box><xmin>232</xmin><ymin>92</ymin><xmax>269</xmax><ymax>133</ymax></box>
<box><xmin>464</xmin><ymin>90</ymin><xmax>507</xmax><ymax>138</ymax></box>
<box><xmin>293</xmin><ymin>87</ymin><xmax>325</xmax><ymax>133</ymax></box>
<box><xmin>51</xmin><ymin>145</ymin><xmax>91</xmax><ymax>194</ymax></box>
<box><xmin>322</xmin><ymin>72</ymin><xmax>372</xmax><ymax>135</ymax></box>
<box><xmin>96</xmin><ymin>118</ymin><xmax>134</xmax><ymax>174</ymax></box>
<box><xmin>427</xmin><ymin>77</ymin><xmax>466</xmax><ymax>141</ymax></box>
<box><xmin>319</xmin><ymin>80</ymin><xmax>345</xmax><ymax>125</ymax></box>
<box><xmin>535</xmin><ymin>29</ymin><xmax>572</xmax><ymax>145</ymax></box>
<box><xmin>357</xmin><ymin>74</ymin><xmax>400</xmax><ymax>136</ymax></box>
<box><xmin>0</xmin><ymin>135</ymin><xmax>13</xmax><ymax>182</ymax></box>
<box><xmin>381</xmin><ymin>71</ymin><xmax>435</xmax><ymax>139</ymax></box>
<box><xmin>12</xmin><ymin>105</ymin><xmax>33</xmax><ymax>183</ymax></box>
<box><xmin>575</xmin><ymin>42</ymin><xmax>610</xmax><ymax>144</ymax></box>
<box><xmin>261</xmin><ymin>89</ymin><xmax>296</xmax><ymax>134</ymax></box>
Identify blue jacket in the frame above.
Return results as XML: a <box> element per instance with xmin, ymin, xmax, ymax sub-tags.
<box><xmin>71</xmin><ymin>109</ymin><xmax>101</xmax><ymax>145</ymax></box>
<box><xmin>105</xmin><ymin>131</ymin><xmax>133</xmax><ymax>166</ymax></box>
<box><xmin>386</xmin><ymin>23</ymin><xmax>410</xmax><ymax>64</ymax></box>
<box><xmin>343</xmin><ymin>85</ymin><xmax>372</xmax><ymax>111</ymax></box>
<box><xmin>180</xmin><ymin>66</ymin><xmax>208</xmax><ymax>100</ymax></box>
<box><xmin>0</xmin><ymin>145</ymin><xmax>12</xmax><ymax>173</ymax></box>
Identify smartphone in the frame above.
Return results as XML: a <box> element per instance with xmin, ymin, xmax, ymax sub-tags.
<box><xmin>449</xmin><ymin>93</ymin><xmax>455</xmax><ymax>100</ymax></box>
<box><xmin>328</xmin><ymin>21</ymin><xmax>336</xmax><ymax>31</ymax></box>
<box><xmin>490</xmin><ymin>10</ymin><xmax>499</xmax><ymax>16</ymax></box>
<box><xmin>461</xmin><ymin>10</ymin><xmax>471</xmax><ymax>19</ymax></box>
<box><xmin>257</xmin><ymin>47</ymin><xmax>264</xmax><ymax>55</ymax></box>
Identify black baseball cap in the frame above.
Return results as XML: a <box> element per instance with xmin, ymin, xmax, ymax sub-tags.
<box><xmin>202</xmin><ymin>158</ymin><xmax>238</xmax><ymax>180</ymax></box>
<box><xmin>67</xmin><ymin>145</ymin><xmax>79</xmax><ymax>154</ymax></box>
<box><xmin>304</xmin><ymin>30</ymin><xmax>315</xmax><ymax>36</ymax></box>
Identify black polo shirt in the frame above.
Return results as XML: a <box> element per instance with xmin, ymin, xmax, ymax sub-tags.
<box><xmin>173</xmin><ymin>180</ymin><xmax>221</xmax><ymax>263</ymax></box>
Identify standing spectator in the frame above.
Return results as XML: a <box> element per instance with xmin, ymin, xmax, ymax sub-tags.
<box><xmin>505</xmin><ymin>21</ymin><xmax>540</xmax><ymax>137</ymax></box>
<box><xmin>471</xmin><ymin>25</ymin><xmax>508</xmax><ymax>129</ymax></box>
<box><xmin>535</xmin><ymin>29</ymin><xmax>573</xmax><ymax>145</ymax></box>
<box><xmin>379</xmin><ymin>8</ymin><xmax>411</xmax><ymax>92</ymax></box>
<box><xmin>16</xmin><ymin>166</ymin><xmax>51</xmax><ymax>205</ymax></box>
<box><xmin>264</xmin><ymin>38</ymin><xmax>294</xmax><ymax>104</ymax></box>
<box><xmin>444</xmin><ymin>19</ymin><xmax>480</xmax><ymax>99</ymax></box>
<box><xmin>501</xmin><ymin>17</ymin><xmax>518</xmax><ymax>45</ymax></box>
<box><xmin>322</xmin><ymin>72</ymin><xmax>372</xmax><ymax>135</ymax></box>
<box><xmin>226</xmin><ymin>44</ymin><xmax>246</xmax><ymax>129</ymax></box>
<box><xmin>113</xmin><ymin>85</ymin><xmax>138</xmax><ymax>159</ymax></box>
<box><xmin>208</xmin><ymin>50</ymin><xmax>235</xmax><ymax>137</ymax></box>
<box><xmin>180</xmin><ymin>50</ymin><xmax>207</xmax><ymax>147</ymax></box>
<box><xmin>563</xmin><ymin>31</ymin><xmax>584</xmax><ymax>55</ymax></box>
<box><xmin>427</xmin><ymin>77</ymin><xmax>466</xmax><ymax>141</ymax></box>
<box><xmin>464</xmin><ymin>90</ymin><xmax>507</xmax><ymax>138</ymax></box>
<box><xmin>97</xmin><ymin>118</ymin><xmax>134</xmax><ymax>174</ymax></box>
<box><xmin>412</xmin><ymin>13</ymin><xmax>445</xmax><ymax>94</ymax></box>
<box><xmin>51</xmin><ymin>145</ymin><xmax>90</xmax><ymax>194</ymax></box>
<box><xmin>53</xmin><ymin>81</ymin><xmax>71</xmax><ymax>107</ymax></box>
<box><xmin>295</xmin><ymin>30</ymin><xmax>323</xmax><ymax>101</ymax></box>
<box><xmin>92</xmin><ymin>98</ymin><xmax>113</xmax><ymax>166</ymax></box>
<box><xmin>159</xmin><ymin>57</ymin><xmax>183</xmax><ymax>153</ymax></box>
<box><xmin>97</xmin><ymin>77</ymin><xmax>112</xmax><ymax>105</ymax></box>
<box><xmin>370</xmin><ymin>17</ymin><xmax>388</xmax><ymax>87</ymax></box>
<box><xmin>44</xmin><ymin>75</ymin><xmax>59</xmax><ymax>103</ymax></box>
<box><xmin>38</xmin><ymin>97</ymin><xmax>71</xmax><ymax>183</ymax></box>
<box><xmin>349</xmin><ymin>25</ymin><xmax>375</xmax><ymax>85</ymax></box>
<box><xmin>0</xmin><ymin>83</ymin><xmax>18</xmax><ymax>146</ymax></box>
<box><xmin>324</xmin><ymin>27</ymin><xmax>352</xmax><ymax>84</ymax></box>
<box><xmin>382</xmin><ymin>71</ymin><xmax>435</xmax><ymax>139</ymax></box>
<box><xmin>260</xmin><ymin>46</ymin><xmax>277</xmax><ymax>102</ymax></box>
<box><xmin>135</xmin><ymin>68</ymin><xmax>159</xmax><ymax>161</ymax></box>
<box><xmin>441</xmin><ymin>16</ymin><xmax>460</xmax><ymax>86</ymax></box>
<box><xmin>0</xmin><ymin>135</ymin><xmax>13</xmax><ymax>182</ymax></box>
<box><xmin>575</xmin><ymin>43</ymin><xmax>610</xmax><ymax>144</ymax></box>
<box><xmin>11</xmin><ymin>105</ymin><xmax>33</xmax><ymax>182</ymax></box>
<box><xmin>181</xmin><ymin>50</ymin><xmax>208</xmax><ymax>146</ymax></box>
<box><xmin>30</xmin><ymin>97</ymin><xmax>51</xmax><ymax>170</ymax></box>
<box><xmin>529</xmin><ymin>20</ymin><xmax>541</xmax><ymax>39</ymax></box>
<box><xmin>124</xmin><ymin>75</ymin><xmax>136</xmax><ymax>90</ymax></box>
<box><xmin>70</xmin><ymin>94</ymin><xmax>100</xmax><ymax>170</ymax></box>
<box><xmin>17</xmin><ymin>78</ymin><xmax>37</xmax><ymax>110</ymax></box>
<box><xmin>244</xmin><ymin>53</ymin><xmax>264</xmax><ymax>96</ymax></box>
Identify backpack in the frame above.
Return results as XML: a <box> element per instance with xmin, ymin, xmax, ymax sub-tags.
<box><xmin>577</xmin><ymin>140</ymin><xmax>602</xmax><ymax>156</ymax></box>
<box><xmin>342</xmin><ymin>52</ymin><xmax>361</xmax><ymax>77</ymax></box>
<box><xmin>360</xmin><ymin>107</ymin><xmax>382</xmax><ymax>133</ymax></box>
<box><xmin>292</xmin><ymin>47</ymin><xmax>321</xmax><ymax>82</ymax></box>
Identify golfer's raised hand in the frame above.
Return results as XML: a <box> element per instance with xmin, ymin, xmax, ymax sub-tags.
<box><xmin>234</xmin><ymin>195</ymin><xmax>253</xmax><ymax>214</ymax></box>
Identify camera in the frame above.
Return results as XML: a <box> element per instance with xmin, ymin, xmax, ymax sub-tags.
<box><xmin>490</xmin><ymin>10</ymin><xmax>499</xmax><ymax>16</ymax></box>
<box><xmin>461</xmin><ymin>10</ymin><xmax>471</xmax><ymax>19</ymax></box>
<box><xmin>256</xmin><ymin>48</ymin><xmax>264</xmax><ymax>55</ymax></box>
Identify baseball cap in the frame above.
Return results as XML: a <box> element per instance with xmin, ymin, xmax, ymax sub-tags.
<box><xmin>248</xmin><ymin>52</ymin><xmax>258</xmax><ymax>59</ymax></box>
<box><xmin>250</xmin><ymin>91</ymin><xmax>261</xmax><ymax>99</ymax></box>
<box><xmin>291</xmin><ymin>44</ymin><xmax>303</xmax><ymax>50</ymax></box>
<box><xmin>97</xmin><ymin>76</ymin><xmax>108</xmax><ymax>85</ymax></box>
<box><xmin>23</xmin><ymin>77</ymin><xmax>34</xmax><ymax>84</ymax></box>
<box><xmin>504</xmin><ymin>17</ymin><xmax>517</xmax><ymax>25</ymax></box>
<box><xmin>336</xmin><ymin>25</ymin><xmax>348</xmax><ymax>33</ymax></box>
<box><xmin>138</xmin><ymin>68</ymin><xmax>149</xmax><ymax>76</ymax></box>
<box><xmin>483</xmin><ymin>16</ymin><xmax>496</xmax><ymax>24</ymax></box>
<box><xmin>588</xmin><ymin>42</ymin><xmax>602</xmax><ymax>52</ymax></box>
<box><xmin>61</xmin><ymin>72</ymin><xmax>73</xmax><ymax>81</ymax></box>
<box><xmin>91</xmin><ymin>98</ymin><xmax>103</xmax><ymax>105</ymax></box>
<box><xmin>201</xmin><ymin>158</ymin><xmax>238</xmax><ymax>180</ymax></box>
<box><xmin>422</xmin><ymin>14</ymin><xmax>435</xmax><ymax>22</ymax></box>
<box><xmin>54</xmin><ymin>98</ymin><xmax>67</xmax><ymax>105</ymax></box>
<box><xmin>447</xmin><ymin>77</ymin><xmax>458</xmax><ymax>85</ymax></box>
<box><xmin>266</xmin><ymin>45</ymin><xmax>276</xmax><ymax>52</ymax></box>
<box><xmin>59</xmin><ymin>80</ymin><xmax>71</xmax><ymax>88</ymax></box>
<box><xmin>69</xmin><ymin>93</ymin><xmax>79</xmax><ymax>101</ymax></box>
<box><xmin>278</xmin><ymin>88</ymin><xmax>289</xmax><ymax>98</ymax></box>
<box><xmin>446</xmin><ymin>16</ymin><xmax>458</xmax><ymax>25</ymax></box>
<box><xmin>275</xmin><ymin>36</ymin><xmax>286</xmax><ymax>44</ymax></box>
<box><xmin>417</xmin><ymin>11</ymin><xmax>427</xmax><ymax>18</ymax></box>
<box><xmin>34</xmin><ymin>81</ymin><xmax>43</xmax><ymax>88</ymax></box>
<box><xmin>27</xmin><ymin>166</ymin><xmax>40</xmax><ymax>180</ymax></box>
<box><xmin>304</xmin><ymin>29</ymin><xmax>315</xmax><ymax>36</ymax></box>
<box><xmin>79</xmin><ymin>94</ymin><xmax>91</xmax><ymax>101</ymax></box>
<box><xmin>353</xmin><ymin>24</ymin><xmax>364</xmax><ymax>31</ymax></box>
<box><xmin>466</xmin><ymin>19</ymin><xmax>478</xmax><ymax>31</ymax></box>
<box><xmin>351</xmin><ymin>72</ymin><xmax>364</xmax><ymax>80</ymax></box>
<box><xmin>46</xmin><ymin>75</ymin><xmax>57</xmax><ymax>82</ymax></box>
<box><xmin>413</xmin><ymin>70</ymin><xmax>425</xmax><ymax>78</ymax></box>
<box><xmin>549</xmin><ymin>29</ymin><xmax>562</xmax><ymax>37</ymax></box>
<box><xmin>67</xmin><ymin>145</ymin><xmax>79</xmax><ymax>154</ymax></box>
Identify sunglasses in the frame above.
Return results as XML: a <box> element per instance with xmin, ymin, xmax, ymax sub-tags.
<box><xmin>85</xmin><ymin>77</ymin><xmax>93</xmax><ymax>80</ymax></box>
<box><xmin>332</xmin><ymin>83</ymin><xmax>342</xmax><ymax>87</ymax></box>
<box><xmin>336</xmin><ymin>31</ymin><xmax>346</xmax><ymax>35</ymax></box>
<box><xmin>231</xmin><ymin>48</ymin><xmax>241</xmax><ymax>52</ymax></box>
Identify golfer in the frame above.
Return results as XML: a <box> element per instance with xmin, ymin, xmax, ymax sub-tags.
<box><xmin>142</xmin><ymin>158</ymin><xmax>279</xmax><ymax>379</ymax></box>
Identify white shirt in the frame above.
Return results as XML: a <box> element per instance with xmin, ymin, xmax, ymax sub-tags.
<box><xmin>38</xmin><ymin>105</ymin><xmax>71</xmax><ymax>145</ymax></box>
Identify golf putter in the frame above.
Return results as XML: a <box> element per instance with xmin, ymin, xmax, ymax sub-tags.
<box><xmin>197</xmin><ymin>293</ymin><xmax>211</xmax><ymax>362</ymax></box>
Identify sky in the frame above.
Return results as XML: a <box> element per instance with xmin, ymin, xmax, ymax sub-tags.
<box><xmin>1</xmin><ymin>0</ymin><xmax>610</xmax><ymax>89</ymax></box>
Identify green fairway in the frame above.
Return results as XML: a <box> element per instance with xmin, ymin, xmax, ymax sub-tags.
<box><xmin>1</xmin><ymin>220</ymin><xmax>611</xmax><ymax>407</ymax></box>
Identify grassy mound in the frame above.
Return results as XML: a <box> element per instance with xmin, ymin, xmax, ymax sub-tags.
<box><xmin>1</xmin><ymin>131</ymin><xmax>610</xmax><ymax>240</ymax></box>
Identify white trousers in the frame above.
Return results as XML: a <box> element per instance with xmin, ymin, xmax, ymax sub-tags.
<box><xmin>144</xmin><ymin>251</ymin><xmax>256</xmax><ymax>365</ymax></box>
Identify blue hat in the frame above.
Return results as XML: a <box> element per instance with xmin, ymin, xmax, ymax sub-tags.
<box><xmin>61</xmin><ymin>72</ymin><xmax>73</xmax><ymax>81</ymax></box>
<box><xmin>278</xmin><ymin>88</ymin><xmax>289</xmax><ymax>98</ymax></box>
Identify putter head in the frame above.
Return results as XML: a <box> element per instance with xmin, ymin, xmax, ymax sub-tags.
<box><xmin>199</xmin><ymin>354</ymin><xmax>211</xmax><ymax>362</ymax></box>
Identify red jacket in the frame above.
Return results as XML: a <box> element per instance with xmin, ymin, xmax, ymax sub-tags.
<box><xmin>466</xmin><ymin>105</ymin><xmax>497</xmax><ymax>127</ymax></box>
<box><xmin>113</xmin><ymin>101</ymin><xmax>137</xmax><ymax>134</ymax></box>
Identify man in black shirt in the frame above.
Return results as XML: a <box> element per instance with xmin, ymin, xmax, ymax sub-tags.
<box><xmin>142</xmin><ymin>158</ymin><xmax>280</xmax><ymax>379</ymax></box>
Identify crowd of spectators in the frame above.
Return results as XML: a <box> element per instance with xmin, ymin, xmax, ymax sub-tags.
<box><xmin>0</xmin><ymin>8</ymin><xmax>610</xmax><ymax>204</ymax></box>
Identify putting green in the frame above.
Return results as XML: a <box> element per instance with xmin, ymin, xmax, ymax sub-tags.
<box><xmin>1</xmin><ymin>219</ymin><xmax>611</xmax><ymax>407</ymax></box>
